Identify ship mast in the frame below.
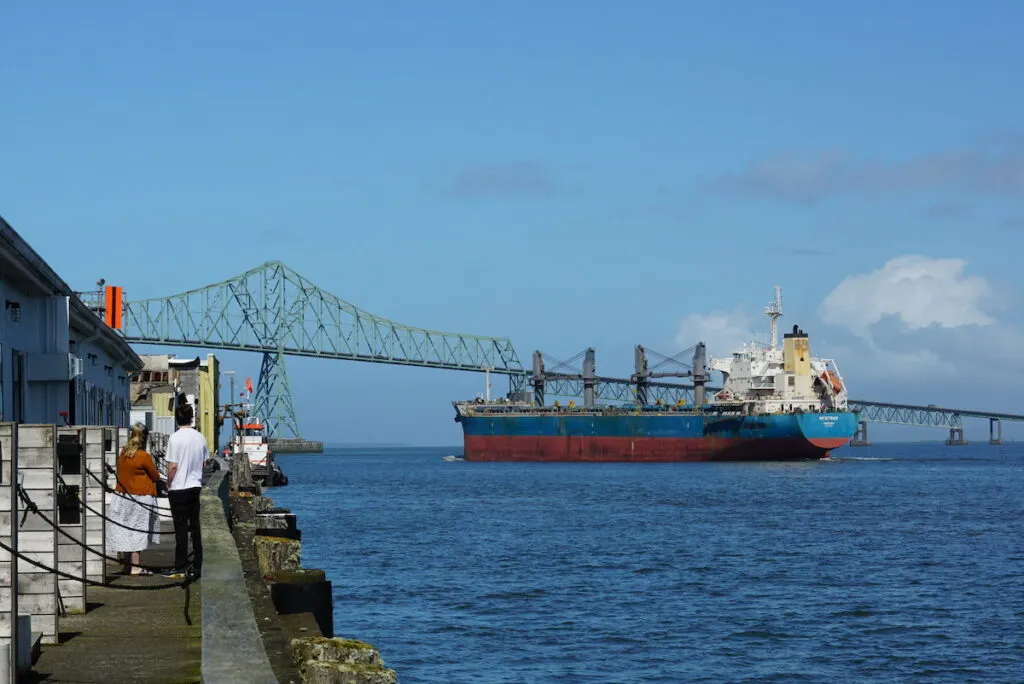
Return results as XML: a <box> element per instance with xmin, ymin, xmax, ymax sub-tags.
<box><xmin>765</xmin><ymin>285</ymin><xmax>783</xmax><ymax>349</ymax></box>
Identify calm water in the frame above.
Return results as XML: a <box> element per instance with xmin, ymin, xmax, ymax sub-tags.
<box><xmin>270</xmin><ymin>444</ymin><xmax>1023</xmax><ymax>683</ymax></box>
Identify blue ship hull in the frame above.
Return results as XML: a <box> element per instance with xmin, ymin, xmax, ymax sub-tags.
<box><xmin>457</xmin><ymin>409</ymin><xmax>859</xmax><ymax>462</ymax></box>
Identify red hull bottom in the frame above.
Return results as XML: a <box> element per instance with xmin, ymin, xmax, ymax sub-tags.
<box><xmin>463</xmin><ymin>435</ymin><xmax>850</xmax><ymax>462</ymax></box>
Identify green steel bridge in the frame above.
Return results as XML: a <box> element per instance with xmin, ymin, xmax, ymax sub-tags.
<box><xmin>102</xmin><ymin>261</ymin><xmax>1024</xmax><ymax>442</ymax></box>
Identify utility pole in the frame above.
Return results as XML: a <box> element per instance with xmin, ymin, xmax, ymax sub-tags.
<box><xmin>222</xmin><ymin>370</ymin><xmax>235</xmax><ymax>449</ymax></box>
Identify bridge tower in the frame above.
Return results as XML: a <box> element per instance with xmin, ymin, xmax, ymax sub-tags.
<box><xmin>253</xmin><ymin>350</ymin><xmax>300</xmax><ymax>439</ymax></box>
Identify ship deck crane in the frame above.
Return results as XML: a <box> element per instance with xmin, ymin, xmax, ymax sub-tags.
<box><xmin>632</xmin><ymin>343</ymin><xmax>708</xmax><ymax>407</ymax></box>
<box><xmin>530</xmin><ymin>348</ymin><xmax>598</xmax><ymax>408</ymax></box>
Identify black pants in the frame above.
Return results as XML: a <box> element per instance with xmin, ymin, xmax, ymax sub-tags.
<box><xmin>168</xmin><ymin>487</ymin><xmax>202</xmax><ymax>574</ymax></box>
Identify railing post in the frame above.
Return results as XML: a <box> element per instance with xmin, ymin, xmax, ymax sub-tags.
<box><xmin>83</xmin><ymin>428</ymin><xmax>108</xmax><ymax>584</ymax></box>
<box><xmin>16</xmin><ymin>424</ymin><xmax>59</xmax><ymax>645</ymax></box>
<box><xmin>0</xmin><ymin>422</ymin><xmax>25</xmax><ymax>682</ymax></box>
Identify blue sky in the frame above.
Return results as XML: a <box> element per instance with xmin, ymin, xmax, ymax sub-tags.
<box><xmin>3</xmin><ymin>1</ymin><xmax>1024</xmax><ymax>444</ymax></box>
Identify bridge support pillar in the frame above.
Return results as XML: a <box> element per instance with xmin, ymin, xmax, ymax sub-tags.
<box><xmin>253</xmin><ymin>350</ymin><xmax>300</xmax><ymax>439</ymax></box>
<box><xmin>989</xmin><ymin>418</ymin><xmax>1003</xmax><ymax>445</ymax></box>
<box><xmin>850</xmin><ymin>420</ymin><xmax>870</xmax><ymax>447</ymax></box>
<box><xmin>945</xmin><ymin>427</ymin><xmax>967</xmax><ymax>446</ymax></box>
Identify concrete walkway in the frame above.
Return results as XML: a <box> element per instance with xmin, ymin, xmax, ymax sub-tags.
<box><xmin>24</xmin><ymin>519</ymin><xmax>201</xmax><ymax>683</ymax></box>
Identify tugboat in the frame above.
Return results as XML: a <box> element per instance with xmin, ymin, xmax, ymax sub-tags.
<box><xmin>223</xmin><ymin>378</ymin><xmax>289</xmax><ymax>486</ymax></box>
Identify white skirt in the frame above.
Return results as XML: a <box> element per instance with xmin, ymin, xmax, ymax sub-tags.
<box><xmin>105</xmin><ymin>493</ymin><xmax>159</xmax><ymax>553</ymax></box>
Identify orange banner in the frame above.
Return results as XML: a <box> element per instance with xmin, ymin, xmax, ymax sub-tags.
<box><xmin>104</xmin><ymin>286</ymin><xmax>122</xmax><ymax>329</ymax></box>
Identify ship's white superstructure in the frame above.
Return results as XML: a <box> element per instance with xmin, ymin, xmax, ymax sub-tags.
<box><xmin>708</xmin><ymin>287</ymin><xmax>848</xmax><ymax>415</ymax></box>
<box><xmin>229</xmin><ymin>417</ymin><xmax>272</xmax><ymax>469</ymax></box>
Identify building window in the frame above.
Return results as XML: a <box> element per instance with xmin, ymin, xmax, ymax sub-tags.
<box><xmin>5</xmin><ymin>301</ymin><xmax>20</xmax><ymax>323</ymax></box>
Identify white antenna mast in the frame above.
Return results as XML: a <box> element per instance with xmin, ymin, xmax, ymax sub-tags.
<box><xmin>765</xmin><ymin>286</ymin><xmax>783</xmax><ymax>349</ymax></box>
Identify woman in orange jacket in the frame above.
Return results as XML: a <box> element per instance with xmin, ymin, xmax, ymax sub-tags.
<box><xmin>105</xmin><ymin>423</ymin><xmax>163</xmax><ymax>575</ymax></box>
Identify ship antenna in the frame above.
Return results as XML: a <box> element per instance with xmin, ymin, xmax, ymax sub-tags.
<box><xmin>765</xmin><ymin>285</ymin><xmax>783</xmax><ymax>349</ymax></box>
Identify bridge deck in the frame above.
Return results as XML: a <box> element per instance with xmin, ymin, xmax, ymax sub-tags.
<box><xmin>848</xmin><ymin>399</ymin><xmax>1024</xmax><ymax>421</ymax></box>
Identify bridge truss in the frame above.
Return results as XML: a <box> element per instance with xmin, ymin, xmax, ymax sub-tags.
<box><xmin>846</xmin><ymin>400</ymin><xmax>1024</xmax><ymax>429</ymax></box>
<box><xmin>847</xmin><ymin>400</ymin><xmax>962</xmax><ymax>428</ymax></box>
<box><xmin>119</xmin><ymin>261</ymin><xmax>523</xmax><ymax>437</ymax></box>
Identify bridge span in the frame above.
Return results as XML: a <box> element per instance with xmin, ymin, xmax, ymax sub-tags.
<box><xmin>79</xmin><ymin>261</ymin><xmax>1024</xmax><ymax>444</ymax></box>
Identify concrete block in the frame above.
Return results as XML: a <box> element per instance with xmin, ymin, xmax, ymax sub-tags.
<box><xmin>253</xmin><ymin>535</ymin><xmax>301</xmax><ymax>579</ymax></box>
<box><xmin>270</xmin><ymin>569</ymin><xmax>332</xmax><ymax>638</ymax></box>
<box><xmin>292</xmin><ymin>636</ymin><xmax>397</xmax><ymax>684</ymax></box>
<box><xmin>255</xmin><ymin>511</ymin><xmax>297</xmax><ymax>531</ymax></box>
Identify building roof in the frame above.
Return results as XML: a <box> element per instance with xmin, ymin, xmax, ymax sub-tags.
<box><xmin>0</xmin><ymin>215</ymin><xmax>144</xmax><ymax>371</ymax></box>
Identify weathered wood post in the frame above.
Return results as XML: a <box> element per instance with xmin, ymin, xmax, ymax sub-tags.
<box><xmin>83</xmin><ymin>428</ymin><xmax>107</xmax><ymax>585</ymax></box>
<box><xmin>0</xmin><ymin>422</ymin><xmax>25</xmax><ymax>682</ymax></box>
<box><xmin>55</xmin><ymin>427</ymin><xmax>86</xmax><ymax>615</ymax></box>
<box><xmin>16</xmin><ymin>424</ymin><xmax>59</xmax><ymax>645</ymax></box>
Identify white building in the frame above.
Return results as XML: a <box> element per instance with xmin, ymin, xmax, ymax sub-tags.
<box><xmin>0</xmin><ymin>216</ymin><xmax>142</xmax><ymax>426</ymax></box>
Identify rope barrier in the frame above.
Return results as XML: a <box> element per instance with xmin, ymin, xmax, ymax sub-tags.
<box><xmin>78</xmin><ymin>495</ymin><xmax>174</xmax><ymax>536</ymax></box>
<box><xmin>6</xmin><ymin>486</ymin><xmax>198</xmax><ymax>626</ymax></box>
<box><xmin>21</xmin><ymin>485</ymin><xmax>194</xmax><ymax>574</ymax></box>
<box><xmin>61</xmin><ymin>473</ymin><xmax>173</xmax><ymax>536</ymax></box>
<box><xmin>0</xmin><ymin>538</ymin><xmax>193</xmax><ymax>593</ymax></box>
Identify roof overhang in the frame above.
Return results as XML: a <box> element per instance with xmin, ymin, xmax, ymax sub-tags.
<box><xmin>1</xmin><ymin>215</ymin><xmax>144</xmax><ymax>372</ymax></box>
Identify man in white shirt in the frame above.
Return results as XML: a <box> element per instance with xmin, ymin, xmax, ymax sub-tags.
<box><xmin>163</xmin><ymin>401</ymin><xmax>207</xmax><ymax>578</ymax></box>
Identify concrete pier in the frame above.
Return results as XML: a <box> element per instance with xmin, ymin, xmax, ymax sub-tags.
<box><xmin>0</xmin><ymin>409</ymin><xmax>392</xmax><ymax>684</ymax></box>
<box><xmin>989</xmin><ymin>418</ymin><xmax>1003</xmax><ymax>445</ymax></box>
<box><xmin>18</xmin><ymin>457</ymin><xmax>397</xmax><ymax>683</ymax></box>
<box><xmin>850</xmin><ymin>420</ymin><xmax>871</xmax><ymax>447</ymax></box>
<box><xmin>268</xmin><ymin>438</ymin><xmax>324</xmax><ymax>454</ymax></box>
<box><xmin>26</xmin><ymin>522</ymin><xmax>201</xmax><ymax>682</ymax></box>
<box><xmin>946</xmin><ymin>427</ymin><xmax>968</xmax><ymax>446</ymax></box>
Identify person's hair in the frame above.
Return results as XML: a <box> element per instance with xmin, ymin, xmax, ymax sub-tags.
<box><xmin>175</xmin><ymin>401</ymin><xmax>194</xmax><ymax>427</ymax></box>
<box><xmin>121</xmin><ymin>423</ymin><xmax>148</xmax><ymax>460</ymax></box>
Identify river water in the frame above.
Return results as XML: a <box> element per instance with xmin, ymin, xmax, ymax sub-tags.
<box><xmin>270</xmin><ymin>444</ymin><xmax>1023</xmax><ymax>683</ymax></box>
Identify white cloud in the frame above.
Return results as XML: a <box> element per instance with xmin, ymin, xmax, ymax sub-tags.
<box><xmin>671</xmin><ymin>256</ymin><xmax>1024</xmax><ymax>402</ymax></box>
<box><xmin>826</xmin><ymin>342</ymin><xmax>956</xmax><ymax>387</ymax></box>
<box><xmin>818</xmin><ymin>255</ymin><xmax>993</xmax><ymax>337</ymax></box>
<box><xmin>675</xmin><ymin>308</ymin><xmax>762</xmax><ymax>359</ymax></box>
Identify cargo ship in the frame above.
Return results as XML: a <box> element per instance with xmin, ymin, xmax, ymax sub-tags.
<box><xmin>453</xmin><ymin>287</ymin><xmax>858</xmax><ymax>462</ymax></box>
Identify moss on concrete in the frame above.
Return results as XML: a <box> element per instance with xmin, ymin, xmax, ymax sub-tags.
<box><xmin>300</xmin><ymin>660</ymin><xmax>398</xmax><ymax>684</ymax></box>
<box><xmin>270</xmin><ymin>568</ymin><xmax>327</xmax><ymax>584</ymax></box>
<box><xmin>253</xmin><ymin>534</ymin><xmax>302</xmax><ymax>578</ymax></box>
<box><xmin>290</xmin><ymin>636</ymin><xmax>385</xmax><ymax>667</ymax></box>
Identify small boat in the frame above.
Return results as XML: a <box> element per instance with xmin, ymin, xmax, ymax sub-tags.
<box><xmin>224</xmin><ymin>380</ymin><xmax>289</xmax><ymax>487</ymax></box>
